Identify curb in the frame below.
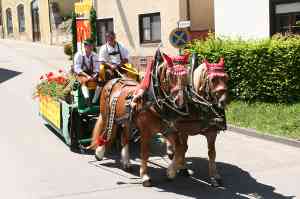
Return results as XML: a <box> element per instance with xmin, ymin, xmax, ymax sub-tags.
<box><xmin>228</xmin><ymin>125</ymin><xmax>300</xmax><ymax>148</ymax></box>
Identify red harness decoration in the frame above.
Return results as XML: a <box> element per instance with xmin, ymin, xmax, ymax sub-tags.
<box><xmin>96</xmin><ymin>134</ymin><xmax>109</xmax><ymax>146</ymax></box>
<box><xmin>137</xmin><ymin>53</ymin><xmax>189</xmax><ymax>92</ymax></box>
<box><xmin>163</xmin><ymin>53</ymin><xmax>189</xmax><ymax>76</ymax></box>
<box><xmin>204</xmin><ymin>58</ymin><xmax>226</xmax><ymax>78</ymax></box>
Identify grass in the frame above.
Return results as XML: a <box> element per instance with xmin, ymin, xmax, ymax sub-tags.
<box><xmin>226</xmin><ymin>101</ymin><xmax>300</xmax><ymax>140</ymax></box>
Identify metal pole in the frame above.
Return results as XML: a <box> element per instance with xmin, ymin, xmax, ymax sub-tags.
<box><xmin>47</xmin><ymin>0</ymin><xmax>53</xmax><ymax>45</ymax></box>
<box><xmin>0</xmin><ymin>0</ymin><xmax>4</xmax><ymax>38</ymax></box>
<box><xmin>208</xmin><ymin>0</ymin><xmax>211</xmax><ymax>32</ymax></box>
<box><xmin>186</xmin><ymin>0</ymin><xmax>191</xmax><ymax>31</ymax></box>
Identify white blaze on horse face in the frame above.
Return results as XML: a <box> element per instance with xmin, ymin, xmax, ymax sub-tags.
<box><xmin>193</xmin><ymin>64</ymin><xmax>207</xmax><ymax>93</ymax></box>
<box><xmin>210</xmin><ymin>77</ymin><xmax>228</xmax><ymax>108</ymax></box>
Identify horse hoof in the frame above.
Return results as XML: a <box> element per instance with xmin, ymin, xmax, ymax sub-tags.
<box><xmin>142</xmin><ymin>179</ymin><xmax>152</xmax><ymax>187</ymax></box>
<box><xmin>210</xmin><ymin>177</ymin><xmax>221</xmax><ymax>188</ymax></box>
<box><xmin>94</xmin><ymin>155</ymin><xmax>103</xmax><ymax>161</ymax></box>
<box><xmin>216</xmin><ymin>178</ymin><xmax>223</xmax><ymax>186</ymax></box>
<box><xmin>122</xmin><ymin>165</ymin><xmax>132</xmax><ymax>173</ymax></box>
<box><xmin>167</xmin><ymin>153</ymin><xmax>174</xmax><ymax>160</ymax></box>
<box><xmin>95</xmin><ymin>146</ymin><xmax>105</xmax><ymax>161</ymax></box>
<box><xmin>178</xmin><ymin>168</ymin><xmax>190</xmax><ymax>177</ymax></box>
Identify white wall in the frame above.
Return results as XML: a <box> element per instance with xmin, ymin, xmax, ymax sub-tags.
<box><xmin>97</xmin><ymin>0</ymin><xmax>181</xmax><ymax>56</ymax></box>
<box><xmin>214</xmin><ymin>0</ymin><xmax>270</xmax><ymax>39</ymax></box>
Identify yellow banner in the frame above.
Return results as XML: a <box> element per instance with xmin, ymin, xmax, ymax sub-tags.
<box><xmin>75</xmin><ymin>0</ymin><xmax>92</xmax><ymax>14</ymax></box>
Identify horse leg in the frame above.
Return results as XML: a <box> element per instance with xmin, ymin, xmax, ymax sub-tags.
<box><xmin>93</xmin><ymin>116</ymin><xmax>106</xmax><ymax>160</ymax></box>
<box><xmin>166</xmin><ymin>133</ymin><xmax>189</xmax><ymax>179</ymax></box>
<box><xmin>166</xmin><ymin>139</ymin><xmax>174</xmax><ymax>160</ymax></box>
<box><xmin>206</xmin><ymin>131</ymin><xmax>222</xmax><ymax>187</ymax></box>
<box><xmin>139</xmin><ymin>130</ymin><xmax>152</xmax><ymax>187</ymax></box>
<box><xmin>176</xmin><ymin>134</ymin><xmax>191</xmax><ymax>177</ymax></box>
<box><xmin>120</xmin><ymin>125</ymin><xmax>131</xmax><ymax>172</ymax></box>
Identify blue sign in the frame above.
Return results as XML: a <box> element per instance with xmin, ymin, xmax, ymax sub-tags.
<box><xmin>169</xmin><ymin>29</ymin><xmax>190</xmax><ymax>48</ymax></box>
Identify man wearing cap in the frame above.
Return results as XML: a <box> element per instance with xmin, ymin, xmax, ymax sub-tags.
<box><xmin>73</xmin><ymin>39</ymin><xmax>101</xmax><ymax>106</ymax></box>
<box><xmin>98</xmin><ymin>31</ymin><xmax>129</xmax><ymax>78</ymax></box>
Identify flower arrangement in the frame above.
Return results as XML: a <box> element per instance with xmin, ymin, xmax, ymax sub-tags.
<box><xmin>34</xmin><ymin>69</ymin><xmax>76</xmax><ymax>101</ymax></box>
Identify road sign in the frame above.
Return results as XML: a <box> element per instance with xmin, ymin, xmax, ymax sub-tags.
<box><xmin>75</xmin><ymin>0</ymin><xmax>92</xmax><ymax>15</ymax></box>
<box><xmin>178</xmin><ymin>20</ymin><xmax>191</xmax><ymax>28</ymax></box>
<box><xmin>169</xmin><ymin>28</ymin><xmax>190</xmax><ymax>49</ymax></box>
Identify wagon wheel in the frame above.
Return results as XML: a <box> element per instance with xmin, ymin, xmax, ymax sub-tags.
<box><xmin>69</xmin><ymin>108</ymin><xmax>80</xmax><ymax>152</ymax></box>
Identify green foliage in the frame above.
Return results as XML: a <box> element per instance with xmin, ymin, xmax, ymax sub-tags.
<box><xmin>226</xmin><ymin>101</ymin><xmax>300</xmax><ymax>139</ymax></box>
<box><xmin>187</xmin><ymin>34</ymin><xmax>300</xmax><ymax>103</ymax></box>
<box><xmin>89</xmin><ymin>8</ymin><xmax>97</xmax><ymax>51</ymax></box>
<box><xmin>35</xmin><ymin>72</ymin><xmax>77</xmax><ymax>101</ymax></box>
<box><xmin>64</xmin><ymin>43</ymin><xmax>72</xmax><ymax>56</ymax></box>
<box><xmin>71</xmin><ymin>12</ymin><xmax>77</xmax><ymax>56</ymax></box>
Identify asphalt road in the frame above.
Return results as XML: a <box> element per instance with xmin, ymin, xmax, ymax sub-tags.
<box><xmin>0</xmin><ymin>39</ymin><xmax>299</xmax><ymax>199</ymax></box>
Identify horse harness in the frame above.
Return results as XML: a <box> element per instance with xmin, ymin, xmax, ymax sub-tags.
<box><xmin>102</xmin><ymin>78</ymin><xmax>137</xmax><ymax>141</ymax></box>
<box><xmin>186</xmin><ymin>54</ymin><xmax>227</xmax><ymax>131</ymax></box>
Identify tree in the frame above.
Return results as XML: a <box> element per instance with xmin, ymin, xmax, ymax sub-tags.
<box><xmin>71</xmin><ymin>12</ymin><xmax>77</xmax><ymax>57</ymax></box>
<box><xmin>89</xmin><ymin>8</ymin><xmax>97</xmax><ymax>51</ymax></box>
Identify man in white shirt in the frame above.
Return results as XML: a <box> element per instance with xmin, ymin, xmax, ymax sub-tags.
<box><xmin>73</xmin><ymin>39</ymin><xmax>101</xmax><ymax>105</ymax></box>
<box><xmin>98</xmin><ymin>31</ymin><xmax>129</xmax><ymax>78</ymax></box>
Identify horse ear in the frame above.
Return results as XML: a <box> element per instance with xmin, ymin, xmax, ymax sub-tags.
<box><xmin>162</xmin><ymin>53</ymin><xmax>173</xmax><ymax>67</ymax></box>
<box><xmin>219</xmin><ymin>57</ymin><xmax>225</xmax><ymax>66</ymax></box>
<box><xmin>203</xmin><ymin>59</ymin><xmax>209</xmax><ymax>66</ymax></box>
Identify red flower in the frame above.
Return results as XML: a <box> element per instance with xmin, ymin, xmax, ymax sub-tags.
<box><xmin>55</xmin><ymin>77</ymin><xmax>66</xmax><ymax>84</ymax></box>
<box><xmin>40</xmin><ymin>75</ymin><xmax>44</xmax><ymax>80</ymax></box>
<box><xmin>47</xmin><ymin>72</ymin><xmax>54</xmax><ymax>79</ymax></box>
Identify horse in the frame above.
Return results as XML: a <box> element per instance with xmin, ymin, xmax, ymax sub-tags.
<box><xmin>167</xmin><ymin>55</ymin><xmax>229</xmax><ymax>187</ymax></box>
<box><xmin>88</xmin><ymin>51</ymin><xmax>191</xmax><ymax>187</ymax></box>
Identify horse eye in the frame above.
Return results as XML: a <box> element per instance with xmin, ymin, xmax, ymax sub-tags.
<box><xmin>211</xmin><ymin>78</ymin><xmax>217</xmax><ymax>84</ymax></box>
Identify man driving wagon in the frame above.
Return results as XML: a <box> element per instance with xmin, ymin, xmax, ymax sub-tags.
<box><xmin>73</xmin><ymin>38</ymin><xmax>101</xmax><ymax>106</ymax></box>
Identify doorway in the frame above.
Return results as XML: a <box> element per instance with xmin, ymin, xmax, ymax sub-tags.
<box><xmin>31</xmin><ymin>0</ymin><xmax>40</xmax><ymax>42</ymax></box>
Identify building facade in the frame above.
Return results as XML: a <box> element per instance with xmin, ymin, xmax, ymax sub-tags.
<box><xmin>214</xmin><ymin>0</ymin><xmax>300</xmax><ymax>39</ymax></box>
<box><xmin>0</xmin><ymin>0</ymin><xmax>78</xmax><ymax>44</ymax></box>
<box><xmin>95</xmin><ymin>0</ymin><xmax>214</xmax><ymax>68</ymax></box>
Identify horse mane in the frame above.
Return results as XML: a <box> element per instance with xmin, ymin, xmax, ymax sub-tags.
<box><xmin>193</xmin><ymin>63</ymin><xmax>208</xmax><ymax>96</ymax></box>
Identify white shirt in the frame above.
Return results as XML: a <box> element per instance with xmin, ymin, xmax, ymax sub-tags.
<box><xmin>73</xmin><ymin>51</ymin><xmax>99</xmax><ymax>74</ymax></box>
<box><xmin>98</xmin><ymin>42</ymin><xmax>129</xmax><ymax>65</ymax></box>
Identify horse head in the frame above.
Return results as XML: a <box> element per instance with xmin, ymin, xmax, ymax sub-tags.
<box><xmin>193</xmin><ymin>58</ymin><xmax>229</xmax><ymax>109</ymax></box>
<box><xmin>160</xmin><ymin>53</ymin><xmax>189</xmax><ymax>109</ymax></box>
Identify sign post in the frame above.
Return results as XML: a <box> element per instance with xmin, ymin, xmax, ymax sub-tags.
<box><xmin>177</xmin><ymin>20</ymin><xmax>191</xmax><ymax>29</ymax></box>
<box><xmin>169</xmin><ymin>28</ymin><xmax>190</xmax><ymax>54</ymax></box>
<box><xmin>75</xmin><ymin>0</ymin><xmax>93</xmax><ymax>17</ymax></box>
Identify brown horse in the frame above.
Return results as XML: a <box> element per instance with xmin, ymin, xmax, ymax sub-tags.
<box><xmin>88</xmin><ymin>52</ymin><xmax>190</xmax><ymax>187</ymax></box>
<box><xmin>167</xmin><ymin>55</ymin><xmax>229</xmax><ymax>187</ymax></box>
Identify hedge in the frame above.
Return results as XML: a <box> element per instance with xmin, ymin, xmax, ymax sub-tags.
<box><xmin>187</xmin><ymin>34</ymin><xmax>300</xmax><ymax>103</ymax></box>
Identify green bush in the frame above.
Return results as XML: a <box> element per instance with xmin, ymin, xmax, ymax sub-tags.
<box><xmin>63</xmin><ymin>43</ymin><xmax>73</xmax><ymax>60</ymax></box>
<box><xmin>187</xmin><ymin>34</ymin><xmax>300</xmax><ymax>103</ymax></box>
<box><xmin>64</xmin><ymin>43</ymin><xmax>72</xmax><ymax>56</ymax></box>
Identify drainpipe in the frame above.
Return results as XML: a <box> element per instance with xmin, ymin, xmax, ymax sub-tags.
<box><xmin>208</xmin><ymin>0</ymin><xmax>212</xmax><ymax>32</ymax></box>
<box><xmin>47</xmin><ymin>0</ymin><xmax>53</xmax><ymax>44</ymax></box>
<box><xmin>186</xmin><ymin>0</ymin><xmax>191</xmax><ymax>31</ymax></box>
<box><xmin>0</xmin><ymin>0</ymin><xmax>4</xmax><ymax>38</ymax></box>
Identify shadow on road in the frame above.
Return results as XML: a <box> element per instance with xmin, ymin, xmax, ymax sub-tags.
<box><xmin>92</xmin><ymin>156</ymin><xmax>294</xmax><ymax>199</ymax></box>
<box><xmin>0</xmin><ymin>68</ymin><xmax>22</xmax><ymax>83</ymax></box>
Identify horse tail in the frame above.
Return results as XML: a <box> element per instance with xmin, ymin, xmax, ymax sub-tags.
<box><xmin>87</xmin><ymin>115</ymin><xmax>103</xmax><ymax>150</ymax></box>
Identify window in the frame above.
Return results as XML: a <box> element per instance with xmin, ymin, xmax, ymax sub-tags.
<box><xmin>139</xmin><ymin>13</ymin><xmax>161</xmax><ymax>43</ymax></box>
<box><xmin>17</xmin><ymin>4</ymin><xmax>25</xmax><ymax>32</ymax></box>
<box><xmin>271</xmin><ymin>1</ymin><xmax>300</xmax><ymax>35</ymax></box>
<box><xmin>96</xmin><ymin>18</ymin><xmax>114</xmax><ymax>46</ymax></box>
<box><xmin>6</xmin><ymin>8</ymin><xmax>13</xmax><ymax>34</ymax></box>
<box><xmin>275</xmin><ymin>13</ymin><xmax>300</xmax><ymax>34</ymax></box>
